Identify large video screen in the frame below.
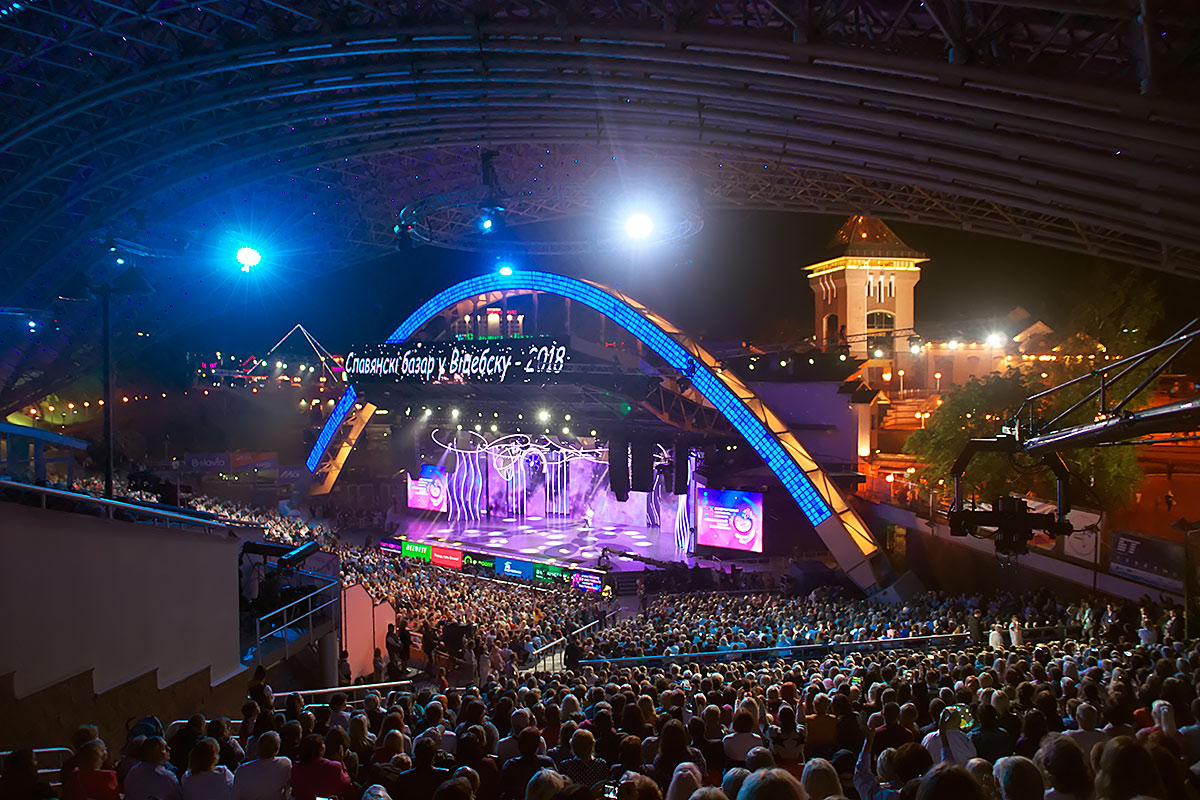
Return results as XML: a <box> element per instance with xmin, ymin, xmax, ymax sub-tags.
<box><xmin>696</xmin><ymin>488</ymin><xmax>765</xmax><ymax>553</ymax></box>
<box><xmin>407</xmin><ymin>464</ymin><xmax>448</xmax><ymax>513</ymax></box>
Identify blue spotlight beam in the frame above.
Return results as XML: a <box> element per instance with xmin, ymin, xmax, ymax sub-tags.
<box><xmin>374</xmin><ymin>270</ymin><xmax>880</xmax><ymax>585</ymax></box>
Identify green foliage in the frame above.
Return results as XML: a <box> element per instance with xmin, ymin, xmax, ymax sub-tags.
<box><xmin>903</xmin><ymin>268</ymin><xmax>1158</xmax><ymax>511</ymax></box>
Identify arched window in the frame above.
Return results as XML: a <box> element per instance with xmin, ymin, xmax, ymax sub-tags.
<box><xmin>866</xmin><ymin>311</ymin><xmax>895</xmax><ymax>331</ymax></box>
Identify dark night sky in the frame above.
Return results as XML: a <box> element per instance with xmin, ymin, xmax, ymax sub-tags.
<box><xmin>158</xmin><ymin>210</ymin><xmax>1197</xmax><ymax>362</ymax></box>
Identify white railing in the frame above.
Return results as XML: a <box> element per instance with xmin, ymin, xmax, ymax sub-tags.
<box><xmin>250</xmin><ymin>569</ymin><xmax>341</xmax><ymax>666</ymax></box>
<box><xmin>527</xmin><ymin>610</ymin><xmax>620</xmax><ymax>672</ymax></box>
<box><xmin>0</xmin><ymin>478</ymin><xmax>247</xmax><ymax>534</ymax></box>
<box><xmin>0</xmin><ymin>747</ymin><xmax>72</xmax><ymax>788</ymax></box>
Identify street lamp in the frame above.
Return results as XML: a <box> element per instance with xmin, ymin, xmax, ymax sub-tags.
<box><xmin>934</xmin><ymin>371</ymin><xmax>943</xmax><ymax>392</ymax></box>
<box><xmin>897</xmin><ymin>369</ymin><xmax>905</xmax><ymax>394</ymax></box>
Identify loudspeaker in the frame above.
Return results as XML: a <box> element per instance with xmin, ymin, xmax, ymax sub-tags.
<box><xmin>608</xmin><ymin>436</ymin><xmax>629</xmax><ymax>501</ymax></box>
<box><xmin>630</xmin><ymin>441</ymin><xmax>655</xmax><ymax>492</ymax></box>
<box><xmin>673</xmin><ymin>445</ymin><xmax>690</xmax><ymax>495</ymax></box>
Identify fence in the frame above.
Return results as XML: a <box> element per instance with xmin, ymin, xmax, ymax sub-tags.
<box><xmin>248</xmin><ymin>569</ymin><xmax>341</xmax><ymax>666</ymax></box>
<box><xmin>527</xmin><ymin>610</ymin><xmax>621</xmax><ymax>672</ymax></box>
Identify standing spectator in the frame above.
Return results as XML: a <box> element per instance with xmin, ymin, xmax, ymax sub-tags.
<box><xmin>337</xmin><ymin>651</ymin><xmax>352</xmax><ymax>687</ymax></box>
<box><xmin>231</xmin><ymin>733</ymin><xmax>291</xmax><ymax>800</ymax></box>
<box><xmin>182</xmin><ymin>738</ymin><xmax>234</xmax><ymax>800</ymax></box>
<box><xmin>373</xmin><ymin>648</ymin><xmax>387</xmax><ymax>683</ymax></box>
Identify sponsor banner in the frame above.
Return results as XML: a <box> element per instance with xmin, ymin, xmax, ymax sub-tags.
<box><xmin>232</xmin><ymin>451</ymin><xmax>278</xmax><ymax>471</ymax></box>
<box><xmin>401</xmin><ymin>541</ymin><xmax>432</xmax><ymax>561</ymax></box>
<box><xmin>696</xmin><ymin>488</ymin><xmax>765</xmax><ymax>553</ymax></box>
<box><xmin>278</xmin><ymin>465</ymin><xmax>305</xmax><ymax>481</ymax></box>
<box><xmin>463</xmin><ymin>552</ymin><xmax>495</xmax><ymax>571</ymax></box>
<box><xmin>533</xmin><ymin>562</ymin><xmax>566</xmax><ymax>585</ymax></box>
<box><xmin>407</xmin><ymin>464</ymin><xmax>448</xmax><ymax>513</ymax></box>
<box><xmin>1110</xmin><ymin>530</ymin><xmax>1184</xmax><ymax>593</ymax></box>
<box><xmin>184</xmin><ymin>452</ymin><xmax>231</xmax><ymax>472</ymax></box>
<box><xmin>571</xmin><ymin>572</ymin><xmax>603</xmax><ymax>593</ymax></box>
<box><xmin>494</xmin><ymin>557</ymin><xmax>534</xmax><ymax>580</ymax></box>
<box><xmin>431</xmin><ymin>545</ymin><xmax>464</xmax><ymax>569</ymax></box>
<box><xmin>343</xmin><ymin>337</ymin><xmax>570</xmax><ymax>385</ymax></box>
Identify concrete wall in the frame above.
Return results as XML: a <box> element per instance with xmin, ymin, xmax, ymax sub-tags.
<box><xmin>747</xmin><ymin>381</ymin><xmax>859</xmax><ymax>467</ymax></box>
<box><xmin>857</xmin><ymin>498</ymin><xmax>1181</xmax><ymax>604</ymax></box>
<box><xmin>0</xmin><ymin>502</ymin><xmax>243</xmax><ymax>699</ymax></box>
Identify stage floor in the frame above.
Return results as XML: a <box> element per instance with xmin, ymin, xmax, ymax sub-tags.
<box><xmin>393</xmin><ymin>516</ymin><xmax>692</xmax><ymax>571</ymax></box>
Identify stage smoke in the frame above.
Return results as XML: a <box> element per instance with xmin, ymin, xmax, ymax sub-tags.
<box><xmin>608</xmin><ymin>436</ymin><xmax>630</xmax><ymax>501</ymax></box>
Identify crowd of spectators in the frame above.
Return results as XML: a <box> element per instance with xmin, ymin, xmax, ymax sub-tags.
<box><xmin>337</xmin><ymin>546</ymin><xmax>610</xmax><ymax>677</ymax></box>
<box><xmin>577</xmin><ymin>589</ymin><xmax>1129</xmax><ymax>662</ymax></box>
<box><xmin>12</xmin><ymin>619</ymin><xmax>1200</xmax><ymax>800</ymax></box>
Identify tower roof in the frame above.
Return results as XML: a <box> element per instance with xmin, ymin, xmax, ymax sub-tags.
<box><xmin>828</xmin><ymin>215</ymin><xmax>925</xmax><ymax>259</ymax></box>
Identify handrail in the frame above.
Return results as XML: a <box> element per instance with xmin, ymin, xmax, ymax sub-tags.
<box><xmin>527</xmin><ymin>609</ymin><xmax>620</xmax><ymax>672</ymax></box>
<box><xmin>0</xmin><ymin>747</ymin><xmax>73</xmax><ymax>787</ymax></box>
<box><xmin>578</xmin><ymin>625</ymin><xmax>1079</xmax><ymax>666</ymax></box>
<box><xmin>0</xmin><ymin>478</ymin><xmax>242</xmax><ymax>533</ymax></box>
<box><xmin>286</xmin><ymin>678</ymin><xmax>418</xmax><ymax>699</ymax></box>
<box><xmin>579</xmin><ymin>633</ymin><xmax>973</xmax><ymax>665</ymax></box>
<box><xmin>258</xmin><ymin>574</ymin><xmax>340</xmax><ymax>625</ymax></box>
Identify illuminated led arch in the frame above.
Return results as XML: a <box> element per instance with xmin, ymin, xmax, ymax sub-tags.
<box><xmin>311</xmin><ymin>270</ymin><xmax>880</xmax><ymax>587</ymax></box>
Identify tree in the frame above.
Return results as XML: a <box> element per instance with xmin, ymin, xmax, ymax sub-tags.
<box><xmin>904</xmin><ymin>267</ymin><xmax>1161</xmax><ymax>512</ymax></box>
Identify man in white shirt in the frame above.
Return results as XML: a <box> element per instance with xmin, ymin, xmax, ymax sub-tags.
<box><xmin>125</xmin><ymin>737</ymin><xmax>183</xmax><ymax>800</ymax></box>
<box><xmin>495</xmin><ymin>709</ymin><xmax>547</xmax><ymax>766</ymax></box>
<box><xmin>1064</xmin><ymin>703</ymin><xmax>1109</xmax><ymax>761</ymax></box>
<box><xmin>232</xmin><ymin>732</ymin><xmax>291</xmax><ymax>800</ymax></box>
<box><xmin>921</xmin><ymin>708</ymin><xmax>977</xmax><ymax>766</ymax></box>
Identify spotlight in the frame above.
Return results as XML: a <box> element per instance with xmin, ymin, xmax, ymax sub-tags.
<box><xmin>498</xmin><ymin>263</ymin><xmax>514</xmax><ymax>276</ymax></box>
<box><xmin>948</xmin><ymin>340</ymin><xmax>960</xmax><ymax>350</ymax></box>
<box><xmin>986</xmin><ymin>332</ymin><xmax>1005</xmax><ymax>347</ymax></box>
<box><xmin>873</xmin><ymin>348</ymin><xmax>884</xmax><ymax>359</ymax></box>
<box><xmin>451</xmin><ymin>408</ymin><xmax>460</xmax><ymax>419</ymax></box>
<box><xmin>26</xmin><ymin>320</ymin><xmax>36</xmax><ymax>329</ymax></box>
<box><xmin>480</xmin><ymin>216</ymin><xmax>494</xmax><ymax>232</ymax></box>
<box><xmin>236</xmin><ymin>247</ymin><xmax>261</xmax><ymax>272</ymax></box>
<box><xmin>115</xmin><ymin>258</ymin><xmax>125</xmax><ymax>265</ymax></box>
<box><xmin>624</xmin><ymin>212</ymin><xmax>654</xmax><ymax>240</ymax></box>
<box><xmin>537</xmin><ymin>409</ymin><xmax>550</xmax><ymax>423</ymax></box>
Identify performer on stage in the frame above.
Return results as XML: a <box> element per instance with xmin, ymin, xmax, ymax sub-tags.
<box><xmin>582</xmin><ymin>506</ymin><xmax>594</xmax><ymax>529</ymax></box>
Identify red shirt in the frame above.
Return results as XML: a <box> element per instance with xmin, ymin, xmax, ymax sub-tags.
<box><xmin>290</xmin><ymin>758</ymin><xmax>351</xmax><ymax>800</ymax></box>
<box><xmin>63</xmin><ymin>769</ymin><xmax>120</xmax><ymax>800</ymax></box>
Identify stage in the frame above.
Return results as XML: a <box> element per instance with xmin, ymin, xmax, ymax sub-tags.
<box><xmin>392</xmin><ymin>515</ymin><xmax>694</xmax><ymax>572</ymax></box>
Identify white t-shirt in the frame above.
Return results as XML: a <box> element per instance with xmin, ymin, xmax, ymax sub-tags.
<box><xmin>231</xmin><ymin>757</ymin><xmax>292</xmax><ymax>800</ymax></box>
<box><xmin>921</xmin><ymin>729</ymin><xmax>977</xmax><ymax>766</ymax></box>
<box><xmin>126</xmin><ymin>762</ymin><xmax>183</xmax><ymax>800</ymax></box>
<box><xmin>182</xmin><ymin>767</ymin><xmax>234</xmax><ymax>800</ymax></box>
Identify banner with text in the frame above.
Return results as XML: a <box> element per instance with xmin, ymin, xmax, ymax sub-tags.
<box><xmin>343</xmin><ymin>337</ymin><xmax>570</xmax><ymax>385</ymax></box>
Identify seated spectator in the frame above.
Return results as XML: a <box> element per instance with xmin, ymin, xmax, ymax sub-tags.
<box><xmin>1063</xmin><ymin>703</ymin><xmax>1107</xmax><ymax>762</ymax></box>
<box><xmin>182</xmin><ymin>738</ymin><xmax>234</xmax><ymax>800</ymax></box>
<box><xmin>1094</xmin><ymin>737</ymin><xmax>1164</xmax><ymax>800</ymax></box>
<box><xmin>171</xmin><ymin>716</ymin><xmax>208</xmax><ymax>773</ymax></box>
<box><xmin>805</xmin><ymin>694</ymin><xmax>838</xmax><ymax>758</ymax></box>
<box><xmin>126</xmin><ymin>737</ymin><xmax>183</xmax><ymax>800</ymax></box>
<box><xmin>62</xmin><ymin>740</ymin><xmax>119</xmax><ymax>800</ymax></box>
<box><xmin>1035</xmin><ymin>735</ymin><xmax>1090</xmax><ymax>800</ymax></box>
<box><xmin>609</xmin><ymin>735</ymin><xmax>647</xmax><ymax>781</ymax></box>
<box><xmin>767</xmin><ymin>704</ymin><xmax>805</xmax><ymax>767</ymax></box>
<box><xmin>500</xmin><ymin>728</ymin><xmax>555</xmax><ymax>800</ymax></box>
<box><xmin>396</xmin><ymin>737</ymin><xmax>450</xmax><ymax>800</ymax></box>
<box><xmin>291</xmin><ymin>735</ymin><xmax>352</xmax><ymax>800</ymax></box>
<box><xmin>2</xmin><ymin>750</ymin><xmax>57</xmax><ymax>800</ymax></box>
<box><xmin>992</xmin><ymin>756</ymin><xmax>1042</xmax><ymax>800</ymax></box>
<box><xmin>525</xmin><ymin>769</ymin><xmax>567</xmax><ymax>800</ymax></box>
<box><xmin>917</xmin><ymin>763</ymin><xmax>987</xmax><ymax>800</ymax></box>
<box><xmin>651</xmin><ymin>720</ymin><xmax>705</xmax><ymax>790</ymax></box>
<box><xmin>559</xmin><ymin>729</ymin><xmax>610</xmax><ymax>789</ymax></box>
<box><xmin>733</xmin><ymin>768</ymin><xmax>805</xmax><ymax>800</ymax></box>
<box><xmin>722</xmin><ymin>711</ymin><xmax>765</xmax><ymax>765</ymax></box>
<box><xmin>231</xmin><ymin>732</ymin><xmax>291</xmax><ymax>800</ymax></box>
<box><xmin>207</xmin><ymin>719</ymin><xmax>245</xmax><ymax>772</ymax></box>
<box><xmin>799</xmin><ymin>757</ymin><xmax>841</xmax><ymax>800</ymax></box>
<box><xmin>970</xmin><ymin>705</ymin><xmax>1012</xmax><ymax>764</ymax></box>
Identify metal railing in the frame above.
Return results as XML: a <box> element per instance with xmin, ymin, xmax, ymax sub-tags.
<box><xmin>0</xmin><ymin>478</ymin><xmax>247</xmax><ymax>534</ymax></box>
<box><xmin>249</xmin><ymin>569</ymin><xmax>341</xmax><ymax>666</ymax></box>
<box><xmin>528</xmin><ymin>610</ymin><xmax>620</xmax><ymax>672</ymax></box>
<box><xmin>0</xmin><ymin>747</ymin><xmax>73</xmax><ymax>788</ymax></box>
<box><xmin>577</xmin><ymin>625</ymin><xmax>1078</xmax><ymax>667</ymax></box>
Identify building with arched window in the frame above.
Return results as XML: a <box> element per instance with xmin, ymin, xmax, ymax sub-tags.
<box><xmin>807</xmin><ymin>216</ymin><xmax>925</xmax><ymax>360</ymax></box>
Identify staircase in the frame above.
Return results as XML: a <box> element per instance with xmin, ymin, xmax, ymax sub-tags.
<box><xmin>882</xmin><ymin>393</ymin><xmax>937</xmax><ymax>431</ymax></box>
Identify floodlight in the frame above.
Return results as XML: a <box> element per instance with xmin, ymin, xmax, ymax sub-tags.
<box><xmin>624</xmin><ymin>212</ymin><xmax>654</xmax><ymax>240</ymax></box>
<box><xmin>236</xmin><ymin>247</ymin><xmax>261</xmax><ymax>272</ymax></box>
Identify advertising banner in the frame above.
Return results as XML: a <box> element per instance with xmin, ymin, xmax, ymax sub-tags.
<box><xmin>494</xmin><ymin>557</ymin><xmax>534</xmax><ymax>580</ymax></box>
<box><xmin>1110</xmin><ymin>530</ymin><xmax>1184</xmax><ymax>593</ymax></box>
<box><xmin>571</xmin><ymin>572</ymin><xmax>604</xmax><ymax>593</ymax></box>
<box><xmin>184</xmin><ymin>452</ymin><xmax>231</xmax><ymax>472</ymax></box>
<box><xmin>232</xmin><ymin>451</ymin><xmax>278</xmax><ymax>471</ymax></box>
<box><xmin>696</xmin><ymin>488</ymin><xmax>765</xmax><ymax>553</ymax></box>
<box><xmin>431</xmin><ymin>545</ymin><xmax>464</xmax><ymax>569</ymax></box>
<box><xmin>407</xmin><ymin>464</ymin><xmax>448</xmax><ymax>513</ymax></box>
<box><xmin>344</xmin><ymin>337</ymin><xmax>570</xmax><ymax>385</ymax></box>
<box><xmin>278</xmin><ymin>465</ymin><xmax>305</xmax><ymax>481</ymax></box>
<box><xmin>463</xmin><ymin>552</ymin><xmax>495</xmax><ymax>571</ymax></box>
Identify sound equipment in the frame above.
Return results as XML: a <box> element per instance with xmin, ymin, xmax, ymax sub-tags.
<box><xmin>630</xmin><ymin>441</ymin><xmax>655</xmax><ymax>492</ymax></box>
<box><xmin>608</xmin><ymin>436</ymin><xmax>629</xmax><ymax>501</ymax></box>
<box><xmin>673</xmin><ymin>445</ymin><xmax>690</xmax><ymax>495</ymax></box>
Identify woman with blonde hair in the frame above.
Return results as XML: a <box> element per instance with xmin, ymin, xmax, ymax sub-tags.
<box><xmin>798</xmin><ymin>758</ymin><xmax>840</xmax><ymax>800</ymax></box>
<box><xmin>182</xmin><ymin>738</ymin><xmax>234</xmax><ymax>800</ymax></box>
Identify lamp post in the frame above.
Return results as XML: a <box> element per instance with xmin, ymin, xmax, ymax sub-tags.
<box><xmin>898</xmin><ymin>369</ymin><xmax>905</xmax><ymax>395</ymax></box>
<box><xmin>934</xmin><ymin>371</ymin><xmax>943</xmax><ymax>392</ymax></box>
